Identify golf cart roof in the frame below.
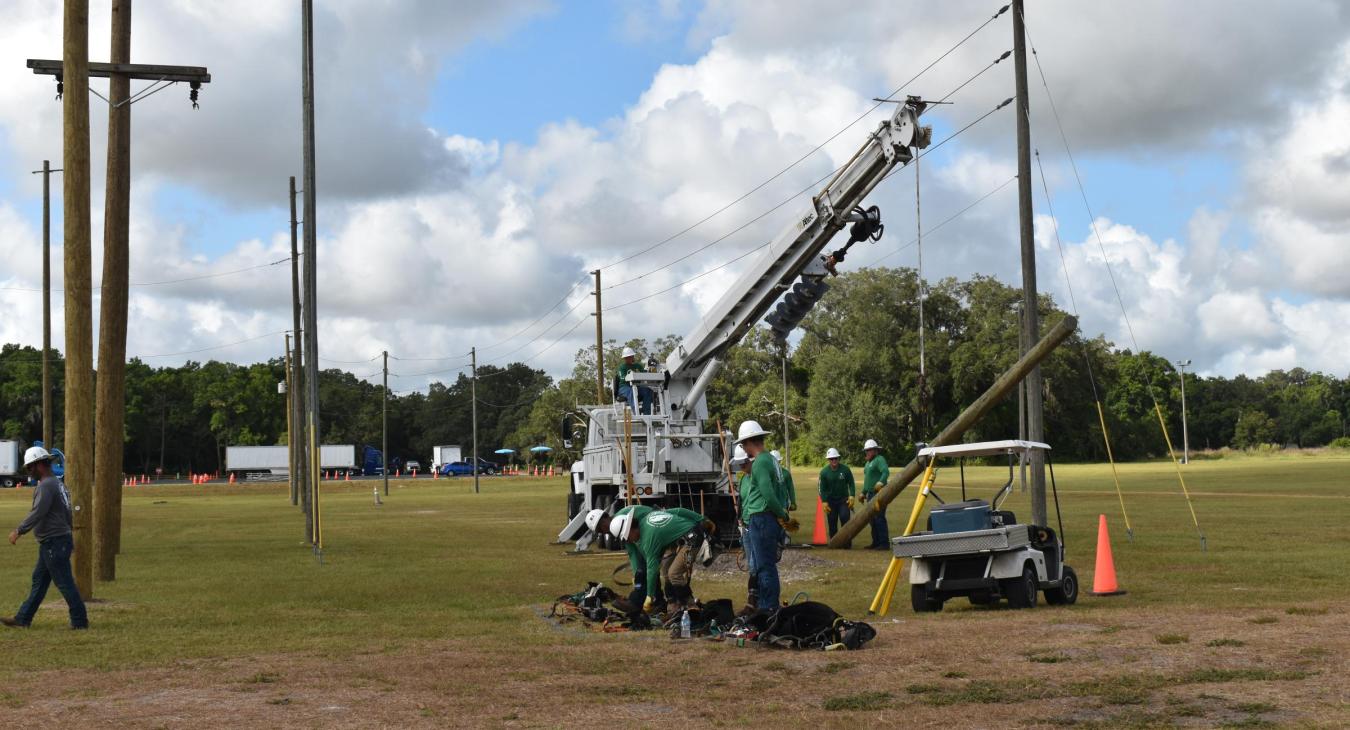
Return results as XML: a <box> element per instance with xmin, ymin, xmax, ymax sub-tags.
<box><xmin>918</xmin><ymin>440</ymin><xmax>1051</xmax><ymax>459</ymax></box>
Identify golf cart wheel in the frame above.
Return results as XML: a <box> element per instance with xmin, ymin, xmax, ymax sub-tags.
<box><xmin>911</xmin><ymin>584</ymin><xmax>944</xmax><ymax>613</ymax></box>
<box><xmin>1044</xmin><ymin>565</ymin><xmax>1079</xmax><ymax>606</ymax></box>
<box><xmin>1002</xmin><ymin>562</ymin><xmax>1039</xmax><ymax>609</ymax></box>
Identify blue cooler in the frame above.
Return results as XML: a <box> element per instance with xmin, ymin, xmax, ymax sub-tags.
<box><xmin>930</xmin><ymin>500</ymin><xmax>993</xmax><ymax>534</ymax></box>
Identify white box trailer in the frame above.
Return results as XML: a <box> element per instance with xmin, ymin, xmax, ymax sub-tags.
<box><xmin>227</xmin><ymin>444</ymin><xmax>360</xmax><ymax>477</ymax></box>
<box><xmin>432</xmin><ymin>445</ymin><xmax>462</xmax><ymax>471</ymax></box>
<box><xmin>1</xmin><ymin>440</ymin><xmax>21</xmax><ymax>487</ymax></box>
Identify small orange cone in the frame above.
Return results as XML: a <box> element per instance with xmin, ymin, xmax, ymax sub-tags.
<box><xmin>1090</xmin><ymin>514</ymin><xmax>1127</xmax><ymax>596</ymax></box>
<box><xmin>228</xmin><ymin>473</ymin><xmax>236</xmax><ymax>484</ymax></box>
<box><xmin>811</xmin><ymin>496</ymin><xmax>828</xmax><ymax>546</ymax></box>
<box><xmin>433</xmin><ymin>468</ymin><xmax>438</xmax><ymax>480</ymax></box>
<box><xmin>345</xmin><ymin>471</ymin><xmax>351</xmax><ymax>481</ymax></box>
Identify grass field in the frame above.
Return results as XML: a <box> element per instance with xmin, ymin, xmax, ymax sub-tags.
<box><xmin>0</xmin><ymin>454</ymin><xmax>1346</xmax><ymax>727</ymax></box>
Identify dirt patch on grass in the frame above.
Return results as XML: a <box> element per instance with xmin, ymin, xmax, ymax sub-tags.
<box><xmin>700</xmin><ymin>546</ymin><xmax>841</xmax><ymax>583</ymax></box>
<box><xmin>1</xmin><ymin>603</ymin><xmax>1345</xmax><ymax>728</ymax></box>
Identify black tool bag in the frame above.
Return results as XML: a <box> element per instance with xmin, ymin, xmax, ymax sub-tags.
<box><xmin>755</xmin><ymin>601</ymin><xmax>877</xmax><ymax>650</ymax></box>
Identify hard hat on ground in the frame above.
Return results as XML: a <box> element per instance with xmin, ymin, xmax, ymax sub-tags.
<box><xmin>584</xmin><ymin>508</ymin><xmax>606</xmax><ymax>533</ymax></box>
<box><xmin>610</xmin><ymin>513</ymin><xmax>634</xmax><ymax>540</ymax></box>
<box><xmin>825</xmin><ymin>447</ymin><xmax>841</xmax><ymax>459</ymax></box>
<box><xmin>735</xmin><ymin>420</ymin><xmax>772</xmax><ymax>444</ymax></box>
<box><xmin>621</xmin><ymin>346</ymin><xmax>636</xmax><ymax>359</ymax></box>
<box><xmin>23</xmin><ymin>446</ymin><xmax>52</xmax><ymax>468</ymax></box>
<box><xmin>864</xmin><ymin>439</ymin><xmax>880</xmax><ymax>451</ymax></box>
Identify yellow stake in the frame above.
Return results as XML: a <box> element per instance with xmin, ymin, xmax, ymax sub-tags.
<box><xmin>1153</xmin><ymin>402</ymin><xmax>1205</xmax><ymax>550</ymax></box>
<box><xmin>1095</xmin><ymin>400</ymin><xmax>1133</xmax><ymax>539</ymax></box>
<box><xmin>870</xmin><ymin>463</ymin><xmax>939</xmax><ymax>616</ymax></box>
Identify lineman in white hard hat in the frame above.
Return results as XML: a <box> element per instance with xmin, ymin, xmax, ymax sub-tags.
<box><xmin>861</xmin><ymin>439</ymin><xmax>891</xmax><ymax>549</ymax></box>
<box><xmin>769</xmin><ymin>450</ymin><xmax>796</xmax><ymax>513</ymax></box>
<box><xmin>615</xmin><ymin>346</ymin><xmax>653</xmax><ymax>415</ymax></box>
<box><xmin>817</xmin><ymin>447</ymin><xmax>856</xmax><ymax>540</ymax></box>
<box><xmin>611</xmin><ymin>506</ymin><xmax>714</xmax><ymax>615</ymax></box>
<box><xmin>735</xmin><ymin>420</ymin><xmax>794</xmax><ymax>611</ymax></box>
<box><xmin>3</xmin><ymin>448</ymin><xmax>88</xmax><ymax>630</ymax></box>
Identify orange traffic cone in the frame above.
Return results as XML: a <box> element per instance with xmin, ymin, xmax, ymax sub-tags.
<box><xmin>433</xmin><ymin>468</ymin><xmax>438</xmax><ymax>480</ymax></box>
<box><xmin>1090</xmin><ymin>514</ymin><xmax>1127</xmax><ymax>596</ymax></box>
<box><xmin>228</xmin><ymin>473</ymin><xmax>236</xmax><ymax>484</ymax></box>
<box><xmin>812</xmin><ymin>496</ymin><xmax>828</xmax><ymax>546</ymax></box>
<box><xmin>345</xmin><ymin>471</ymin><xmax>351</xmax><ymax>481</ymax></box>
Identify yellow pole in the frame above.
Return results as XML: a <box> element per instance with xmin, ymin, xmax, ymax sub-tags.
<box><xmin>871</xmin><ymin>463</ymin><xmax>939</xmax><ymax>615</ymax></box>
<box><xmin>1152</xmin><ymin>402</ymin><xmax>1204</xmax><ymax>550</ymax></box>
<box><xmin>1095</xmin><ymin>400</ymin><xmax>1133</xmax><ymax>539</ymax></box>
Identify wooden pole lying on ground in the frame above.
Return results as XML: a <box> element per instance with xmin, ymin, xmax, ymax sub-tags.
<box><xmin>828</xmin><ymin>315</ymin><xmax>1077</xmax><ymax>548</ymax></box>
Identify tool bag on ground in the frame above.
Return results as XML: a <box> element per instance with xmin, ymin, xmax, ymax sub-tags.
<box><xmin>748</xmin><ymin>601</ymin><xmax>877</xmax><ymax>650</ymax></box>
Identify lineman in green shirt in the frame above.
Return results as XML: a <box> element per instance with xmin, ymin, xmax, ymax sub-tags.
<box><xmin>770</xmin><ymin>450</ymin><xmax>797</xmax><ymax>512</ymax></box>
<box><xmin>861</xmin><ymin>438</ymin><xmax>891</xmax><ymax>549</ymax></box>
<box><xmin>585</xmin><ymin>505</ymin><xmax>658</xmax><ymax>612</ymax></box>
<box><xmin>817</xmin><ymin>447</ymin><xmax>856</xmax><ymax>540</ymax></box>
<box><xmin>736</xmin><ymin>420</ymin><xmax>797</xmax><ymax>611</ymax></box>
<box><xmin>610</xmin><ymin>507</ymin><xmax>714</xmax><ymax>614</ymax></box>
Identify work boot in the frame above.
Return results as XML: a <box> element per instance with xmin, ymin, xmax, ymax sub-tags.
<box><xmin>0</xmin><ymin>616</ymin><xmax>28</xmax><ymax>628</ymax></box>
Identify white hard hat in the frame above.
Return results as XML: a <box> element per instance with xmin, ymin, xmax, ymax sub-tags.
<box><xmin>621</xmin><ymin>346</ymin><xmax>636</xmax><ymax>359</ymax></box>
<box><xmin>770</xmin><ymin>450</ymin><xmax>782</xmax><ymax>462</ymax></box>
<box><xmin>825</xmin><ymin>447</ymin><xmax>841</xmax><ymax>459</ymax></box>
<box><xmin>23</xmin><ymin>446</ymin><xmax>52</xmax><ymax>468</ymax></box>
<box><xmin>735</xmin><ymin>420</ymin><xmax>772</xmax><ymax>444</ymax></box>
<box><xmin>731</xmin><ymin>445</ymin><xmax>749</xmax><ymax>465</ymax></box>
<box><xmin>584</xmin><ymin>508</ymin><xmax>606</xmax><ymax>533</ymax></box>
<box><xmin>610</xmin><ymin>513</ymin><xmax>633</xmax><ymax>540</ymax></box>
<box><xmin>864</xmin><ymin>439</ymin><xmax>880</xmax><ymax>451</ymax></box>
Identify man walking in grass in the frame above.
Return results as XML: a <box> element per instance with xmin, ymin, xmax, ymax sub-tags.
<box><xmin>3</xmin><ymin>447</ymin><xmax>88</xmax><ymax>630</ymax></box>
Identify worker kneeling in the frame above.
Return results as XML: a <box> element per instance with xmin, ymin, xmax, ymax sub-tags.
<box><xmin>610</xmin><ymin>508</ymin><xmax>715</xmax><ymax>615</ymax></box>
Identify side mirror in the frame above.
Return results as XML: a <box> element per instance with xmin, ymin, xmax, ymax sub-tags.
<box><xmin>560</xmin><ymin>414</ymin><xmax>573</xmax><ymax>450</ymax></box>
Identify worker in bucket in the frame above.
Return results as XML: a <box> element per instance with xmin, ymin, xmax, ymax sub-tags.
<box><xmin>736</xmin><ymin>420</ymin><xmax>796</xmax><ymax>611</ymax></box>
<box><xmin>615</xmin><ymin>346</ymin><xmax>653</xmax><ymax>415</ymax></box>
<box><xmin>817</xmin><ymin>447</ymin><xmax>856</xmax><ymax>541</ymax></box>
<box><xmin>861</xmin><ymin>438</ymin><xmax>891</xmax><ymax>550</ymax></box>
<box><xmin>611</xmin><ymin>507</ymin><xmax>714</xmax><ymax>615</ymax></box>
<box><xmin>770</xmin><ymin>450</ymin><xmax>797</xmax><ymax>512</ymax></box>
<box><xmin>3</xmin><ymin>447</ymin><xmax>88</xmax><ymax>630</ymax></box>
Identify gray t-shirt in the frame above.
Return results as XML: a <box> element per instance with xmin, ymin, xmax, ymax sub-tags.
<box><xmin>16</xmin><ymin>475</ymin><xmax>73</xmax><ymax>542</ymax></box>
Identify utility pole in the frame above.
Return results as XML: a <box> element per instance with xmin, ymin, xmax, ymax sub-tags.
<box><xmin>1012</xmin><ymin>0</ymin><xmax>1047</xmax><ymax>527</ymax></box>
<box><xmin>288</xmin><ymin>176</ymin><xmax>305</xmax><ymax>514</ymax></box>
<box><xmin>781</xmin><ymin>349</ymin><xmax>790</xmax><ymax>466</ymax></box>
<box><xmin>592</xmin><ymin>269</ymin><xmax>604</xmax><ymax>403</ymax></box>
<box><xmin>1177</xmin><ymin>359</ymin><xmax>1192</xmax><ymax>464</ymax></box>
<box><xmin>471</xmin><ymin>347</ymin><xmax>480</xmax><ymax>495</ymax></box>
<box><xmin>61</xmin><ymin>0</ymin><xmax>95</xmax><ymax>600</ymax></box>
<box><xmin>382</xmin><ymin>350</ymin><xmax>389</xmax><ymax>497</ymax></box>
<box><xmin>301</xmin><ymin>0</ymin><xmax>321</xmax><ymax>550</ymax></box>
<box><xmin>30</xmin><ymin>160</ymin><xmax>62</xmax><ymax>449</ymax></box>
<box><xmin>285</xmin><ymin>333</ymin><xmax>295</xmax><ymax>505</ymax></box>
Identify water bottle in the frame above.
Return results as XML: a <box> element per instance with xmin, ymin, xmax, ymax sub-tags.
<box><xmin>680</xmin><ymin>609</ymin><xmax>691</xmax><ymax>639</ymax></box>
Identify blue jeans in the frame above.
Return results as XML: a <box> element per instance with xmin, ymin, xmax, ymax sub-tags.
<box><xmin>617</xmin><ymin>384</ymin><xmax>653</xmax><ymax>415</ymax></box>
<box><xmin>744</xmin><ymin>512</ymin><xmax>781</xmax><ymax>611</ymax></box>
<box><xmin>825</xmin><ymin>496</ymin><xmax>851</xmax><ymax>538</ymax></box>
<box><xmin>867</xmin><ymin>496</ymin><xmax>890</xmax><ymax>547</ymax></box>
<box><xmin>15</xmin><ymin>534</ymin><xmax>88</xmax><ymax>628</ymax></box>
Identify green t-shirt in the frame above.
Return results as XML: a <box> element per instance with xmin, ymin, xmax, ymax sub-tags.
<box><xmin>631</xmin><ymin>507</ymin><xmax>704</xmax><ymax>597</ymax></box>
<box><xmin>617</xmin><ymin>360</ymin><xmax>645</xmax><ymax>383</ymax></box>
<box><xmin>818</xmin><ymin>463</ymin><xmax>856</xmax><ymax>499</ymax></box>
<box><xmin>863</xmin><ymin>454</ymin><xmax>890</xmax><ymax>495</ymax></box>
<box><xmin>779</xmin><ymin>468</ymin><xmax>797</xmax><ymax>508</ymax></box>
<box><xmin>742</xmin><ymin>452</ymin><xmax>786</xmax><ymax>520</ymax></box>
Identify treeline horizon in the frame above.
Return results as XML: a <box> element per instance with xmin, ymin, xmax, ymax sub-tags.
<box><xmin>2</xmin><ymin>269</ymin><xmax>1346</xmax><ymax>474</ymax></box>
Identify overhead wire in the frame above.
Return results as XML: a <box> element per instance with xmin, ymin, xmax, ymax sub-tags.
<box><xmin>0</xmin><ymin>256</ymin><xmax>293</xmax><ymax>293</ymax></box>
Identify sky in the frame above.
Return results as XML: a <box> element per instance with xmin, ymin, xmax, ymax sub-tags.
<box><xmin>0</xmin><ymin>0</ymin><xmax>1348</xmax><ymax>393</ymax></box>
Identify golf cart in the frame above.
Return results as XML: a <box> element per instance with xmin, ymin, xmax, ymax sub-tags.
<box><xmin>890</xmin><ymin>440</ymin><xmax>1078</xmax><ymax>612</ymax></box>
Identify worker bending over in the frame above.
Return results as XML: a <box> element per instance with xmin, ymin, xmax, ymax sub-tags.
<box><xmin>585</xmin><ymin>505</ymin><xmax>657</xmax><ymax>612</ymax></box>
<box><xmin>736</xmin><ymin>420</ymin><xmax>796</xmax><ymax>611</ymax></box>
<box><xmin>861</xmin><ymin>439</ymin><xmax>890</xmax><ymax>550</ymax></box>
<box><xmin>818</xmin><ymin>447</ymin><xmax>856</xmax><ymax>540</ymax></box>
<box><xmin>615</xmin><ymin>347</ymin><xmax>654</xmax><ymax>415</ymax></box>
<box><xmin>611</xmin><ymin>507</ymin><xmax>714</xmax><ymax>614</ymax></box>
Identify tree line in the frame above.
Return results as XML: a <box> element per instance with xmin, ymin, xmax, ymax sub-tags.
<box><xmin>2</xmin><ymin>269</ymin><xmax>1346</xmax><ymax>473</ymax></box>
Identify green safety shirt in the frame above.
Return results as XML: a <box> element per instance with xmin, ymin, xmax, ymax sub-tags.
<box><xmin>818</xmin><ymin>463</ymin><xmax>856</xmax><ymax>500</ymax></box>
<box><xmin>616</xmin><ymin>360</ymin><xmax>645</xmax><ymax>383</ymax></box>
<box><xmin>630</xmin><ymin>508</ymin><xmax>704</xmax><ymax>597</ymax></box>
<box><xmin>614</xmin><ymin>504</ymin><xmax>654</xmax><ymax>579</ymax></box>
<box><xmin>741</xmin><ymin>452</ymin><xmax>786</xmax><ymax>520</ymax></box>
<box><xmin>863</xmin><ymin>454</ymin><xmax>890</xmax><ymax>496</ymax></box>
<box><xmin>779</xmin><ymin>467</ymin><xmax>797</xmax><ymax>509</ymax></box>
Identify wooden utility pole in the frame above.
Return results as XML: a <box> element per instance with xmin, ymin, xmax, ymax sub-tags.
<box><xmin>828</xmin><ymin>316</ymin><xmax>1077</xmax><ymax>548</ymax></box>
<box><xmin>382</xmin><ymin>350</ymin><xmax>389</xmax><ymax>497</ymax></box>
<box><xmin>30</xmin><ymin>160</ymin><xmax>61</xmax><ymax>449</ymax></box>
<box><xmin>592</xmin><ymin>269</ymin><xmax>604</xmax><ymax>403</ymax></box>
<box><xmin>288</xmin><ymin>176</ymin><xmax>306</xmax><ymax>513</ymax></box>
<box><xmin>62</xmin><ymin>0</ymin><xmax>95</xmax><ymax>599</ymax></box>
<box><xmin>301</xmin><ymin>0</ymin><xmax>322</xmax><ymax>550</ymax></box>
<box><xmin>93</xmin><ymin>0</ymin><xmax>132</xmax><ymax>581</ymax></box>
<box><xmin>285</xmin><ymin>333</ymin><xmax>295</xmax><ymax>504</ymax></box>
<box><xmin>781</xmin><ymin>350</ymin><xmax>790</xmax><ymax>465</ymax></box>
<box><xmin>1012</xmin><ymin>0</ymin><xmax>1047</xmax><ymax>527</ymax></box>
<box><xmin>471</xmin><ymin>347</ymin><xmax>479</xmax><ymax>495</ymax></box>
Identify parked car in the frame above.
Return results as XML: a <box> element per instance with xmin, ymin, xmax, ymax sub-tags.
<box><xmin>439</xmin><ymin>460</ymin><xmax>496</xmax><ymax>477</ymax></box>
<box><xmin>405</xmin><ymin>460</ymin><xmax>422</xmax><ymax>473</ymax></box>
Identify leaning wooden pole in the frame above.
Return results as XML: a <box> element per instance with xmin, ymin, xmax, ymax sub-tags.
<box><xmin>828</xmin><ymin>315</ymin><xmax>1077</xmax><ymax>548</ymax></box>
<box><xmin>94</xmin><ymin>0</ymin><xmax>132</xmax><ymax>581</ymax></box>
<box><xmin>62</xmin><ymin>0</ymin><xmax>95</xmax><ymax>599</ymax></box>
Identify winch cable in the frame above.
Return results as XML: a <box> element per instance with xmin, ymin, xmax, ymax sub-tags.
<box><xmin>1021</xmin><ymin>10</ymin><xmax>1202</xmax><ymax>550</ymax></box>
<box><xmin>1032</xmin><ymin>147</ymin><xmax>1134</xmax><ymax>541</ymax></box>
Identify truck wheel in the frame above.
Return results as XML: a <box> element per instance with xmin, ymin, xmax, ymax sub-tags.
<box><xmin>1002</xmin><ymin>562</ymin><xmax>1039</xmax><ymax>609</ymax></box>
<box><xmin>911</xmin><ymin>584</ymin><xmax>944</xmax><ymax>613</ymax></box>
<box><xmin>2</xmin><ymin>477</ymin><xmax>14</xmax><ymax>488</ymax></box>
<box><xmin>1044</xmin><ymin>565</ymin><xmax>1079</xmax><ymax>606</ymax></box>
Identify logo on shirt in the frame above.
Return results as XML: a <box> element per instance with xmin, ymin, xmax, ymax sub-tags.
<box><xmin>647</xmin><ymin>512</ymin><xmax>673</xmax><ymax>526</ymax></box>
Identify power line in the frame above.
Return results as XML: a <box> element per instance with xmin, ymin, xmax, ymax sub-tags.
<box><xmin>857</xmin><ymin>174</ymin><xmax>1019</xmax><ymax>268</ymax></box>
<box><xmin>0</xmin><ymin>256</ymin><xmax>292</xmax><ymax>293</ymax></box>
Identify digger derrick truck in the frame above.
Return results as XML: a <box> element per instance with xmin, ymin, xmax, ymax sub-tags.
<box><xmin>558</xmin><ymin>98</ymin><xmax>931</xmax><ymax>551</ymax></box>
